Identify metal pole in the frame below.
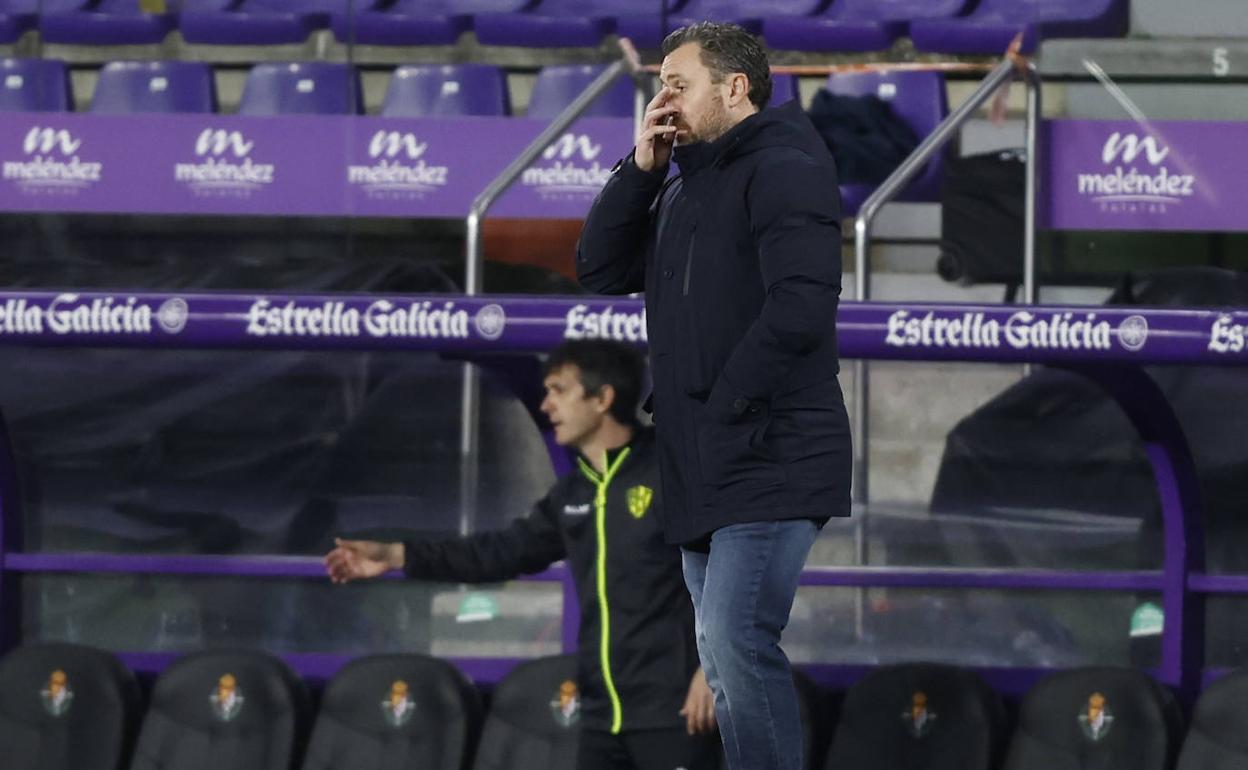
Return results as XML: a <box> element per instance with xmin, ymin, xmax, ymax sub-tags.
<box><xmin>1022</xmin><ymin>60</ymin><xmax>1041</xmax><ymax>306</ymax></box>
<box><xmin>458</xmin><ymin>54</ymin><xmax>645</xmax><ymax>535</ymax></box>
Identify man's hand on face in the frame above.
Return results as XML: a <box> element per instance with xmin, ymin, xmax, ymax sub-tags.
<box><xmin>635</xmin><ymin>86</ymin><xmax>679</xmax><ymax>173</ymax></box>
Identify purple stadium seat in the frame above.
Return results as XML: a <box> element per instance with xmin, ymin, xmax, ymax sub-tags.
<box><xmin>0</xmin><ymin>0</ymin><xmax>37</xmax><ymax>44</ymax></box>
<box><xmin>330</xmin><ymin>0</ymin><xmax>533</xmax><ymax>47</ymax></box>
<box><xmin>614</xmin><ymin>0</ymin><xmax>686</xmax><ymax>48</ymax></box>
<box><xmin>825</xmin><ymin>70</ymin><xmax>947</xmax><ymax>215</ymax></box>
<box><xmin>527</xmin><ymin>64</ymin><xmax>634</xmax><ymax>120</ymax></box>
<box><xmin>475</xmin><ymin>0</ymin><xmax>690</xmax><ymax>48</ymax></box>
<box><xmin>0</xmin><ymin>58</ymin><xmax>72</xmax><ymax>112</ymax></box>
<box><xmin>769</xmin><ymin>72</ymin><xmax>799</xmax><ymax>107</ymax></box>
<box><xmin>39</xmin><ymin>0</ymin><xmax>177</xmax><ymax>46</ymax></box>
<box><xmin>474</xmin><ymin>0</ymin><xmax>617</xmax><ymax>48</ymax></box>
<box><xmin>238</xmin><ymin>62</ymin><xmax>362</xmax><ymax>115</ymax></box>
<box><xmin>180</xmin><ymin>0</ymin><xmax>333</xmax><ymax>46</ymax></box>
<box><xmin>382</xmin><ymin>64</ymin><xmax>510</xmax><ymax>117</ymax></box>
<box><xmin>90</xmin><ymin>60</ymin><xmax>216</xmax><ymax>114</ymax></box>
<box><xmin>911</xmin><ymin>0</ymin><xmax>1129</xmax><ymax>55</ymax></box>
<box><xmin>669</xmin><ymin>0</ymin><xmax>829</xmax><ymax>36</ymax></box>
<box><xmin>764</xmin><ymin>0</ymin><xmax>972</xmax><ymax>52</ymax></box>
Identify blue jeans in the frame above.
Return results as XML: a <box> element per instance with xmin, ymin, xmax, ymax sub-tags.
<box><xmin>681</xmin><ymin>519</ymin><xmax>819</xmax><ymax>770</ymax></box>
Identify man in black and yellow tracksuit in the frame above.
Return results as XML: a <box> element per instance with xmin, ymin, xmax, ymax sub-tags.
<box><xmin>326</xmin><ymin>340</ymin><xmax>720</xmax><ymax>770</ymax></box>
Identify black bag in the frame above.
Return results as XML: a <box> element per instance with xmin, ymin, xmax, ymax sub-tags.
<box><xmin>807</xmin><ymin>89</ymin><xmax>919</xmax><ymax>185</ymax></box>
<box><xmin>937</xmin><ymin>148</ymin><xmax>1026</xmax><ymax>288</ymax></box>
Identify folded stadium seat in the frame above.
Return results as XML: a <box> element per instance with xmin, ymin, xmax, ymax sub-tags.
<box><xmin>130</xmin><ymin>649</ymin><xmax>309</xmax><ymax>770</ymax></box>
<box><xmin>1002</xmin><ymin>667</ymin><xmax>1183</xmax><ymax>770</ymax></box>
<box><xmin>382</xmin><ymin>64</ymin><xmax>510</xmax><ymax>117</ymax></box>
<box><xmin>476</xmin><ymin>0</ymin><xmax>698</xmax><ymax>48</ymax></box>
<box><xmin>770</xmin><ymin>72</ymin><xmax>799</xmax><ymax>107</ymax></box>
<box><xmin>825</xmin><ymin>69</ymin><xmax>947</xmax><ymax>216</ymax></box>
<box><xmin>910</xmin><ymin>0</ymin><xmax>1129</xmax><ymax>55</ymax></box>
<box><xmin>90</xmin><ymin>60</ymin><xmax>217</xmax><ymax>113</ymax></box>
<box><xmin>763</xmin><ymin>0</ymin><xmax>973</xmax><ymax>53</ymax></box>
<box><xmin>329</xmin><ymin>0</ymin><xmax>532</xmax><ymax>47</ymax></box>
<box><xmin>474</xmin><ymin>0</ymin><xmax>683</xmax><ymax>48</ymax></box>
<box><xmin>1176</xmin><ymin>669</ymin><xmax>1248</xmax><ymax>769</ymax></box>
<box><xmin>474</xmin><ymin>0</ymin><xmax>612</xmax><ymax>48</ymax></box>
<box><xmin>0</xmin><ymin>0</ymin><xmax>36</xmax><ymax>44</ymax></box>
<box><xmin>38</xmin><ymin>0</ymin><xmax>177</xmax><ymax>46</ymax></box>
<box><xmin>0</xmin><ymin>642</ymin><xmax>141</xmax><ymax>770</ymax></box>
<box><xmin>180</xmin><ymin>0</ymin><xmax>333</xmax><ymax>46</ymax></box>
<box><xmin>471</xmin><ymin>655</ymin><xmax>579</xmax><ymax>770</ymax></box>
<box><xmin>301</xmin><ymin>654</ymin><xmax>482</xmax><ymax>770</ymax></box>
<box><xmin>824</xmin><ymin>663</ymin><xmax>1007</xmax><ymax>770</ymax></box>
<box><xmin>669</xmin><ymin>0</ymin><xmax>829</xmax><ymax>36</ymax></box>
<box><xmin>0</xmin><ymin>57</ymin><xmax>73</xmax><ymax>111</ymax></box>
<box><xmin>613</xmin><ymin>0</ymin><xmax>687</xmax><ymax>48</ymax></box>
<box><xmin>526</xmin><ymin>63</ymin><xmax>634</xmax><ymax>119</ymax></box>
<box><xmin>238</xmin><ymin>62</ymin><xmax>362</xmax><ymax>115</ymax></box>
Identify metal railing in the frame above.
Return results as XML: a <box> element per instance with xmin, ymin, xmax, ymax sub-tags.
<box><xmin>851</xmin><ymin>54</ymin><xmax>1042</xmax><ymax>505</ymax></box>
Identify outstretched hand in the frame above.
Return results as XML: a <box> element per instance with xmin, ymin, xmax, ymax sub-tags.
<box><xmin>324</xmin><ymin>538</ymin><xmax>403</xmax><ymax>584</ymax></box>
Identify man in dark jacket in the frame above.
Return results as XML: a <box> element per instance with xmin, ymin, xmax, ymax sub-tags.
<box><xmin>577</xmin><ymin>22</ymin><xmax>851</xmax><ymax>770</ymax></box>
<box><xmin>324</xmin><ymin>340</ymin><xmax>720</xmax><ymax>770</ymax></box>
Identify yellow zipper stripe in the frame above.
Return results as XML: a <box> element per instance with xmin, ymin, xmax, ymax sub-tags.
<box><xmin>579</xmin><ymin>447</ymin><xmax>631</xmax><ymax>734</ymax></box>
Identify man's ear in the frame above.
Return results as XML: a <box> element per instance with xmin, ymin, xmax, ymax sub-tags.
<box><xmin>594</xmin><ymin>383</ymin><xmax>617</xmax><ymax>415</ymax></box>
<box><xmin>728</xmin><ymin>73</ymin><xmax>750</xmax><ymax>107</ymax></box>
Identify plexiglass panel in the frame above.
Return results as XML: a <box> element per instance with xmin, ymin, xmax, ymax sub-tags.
<box><xmin>787</xmin><ymin>587</ymin><xmax>1159</xmax><ymax>669</ymax></box>
<box><xmin>23</xmin><ymin>573</ymin><xmax>564</xmax><ymax>658</ymax></box>
<box><xmin>3</xmin><ymin>350</ymin><xmax>555</xmax><ymax>555</ymax></box>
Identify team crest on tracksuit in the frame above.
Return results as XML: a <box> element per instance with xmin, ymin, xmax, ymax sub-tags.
<box><xmin>40</xmin><ymin>670</ymin><xmax>74</xmax><ymax>717</ymax></box>
<box><xmin>381</xmin><ymin>680</ymin><xmax>415</xmax><ymax>728</ymax></box>
<box><xmin>210</xmin><ymin>673</ymin><xmax>245</xmax><ymax>722</ymax></box>
<box><xmin>1078</xmin><ymin>692</ymin><xmax>1114</xmax><ymax>741</ymax></box>
<box><xmin>901</xmin><ymin>691</ymin><xmax>936</xmax><ymax>738</ymax></box>
<box><xmin>550</xmin><ymin>680</ymin><xmax>581</xmax><ymax>727</ymax></box>
<box><xmin>626</xmin><ymin>485</ymin><xmax>653</xmax><ymax>518</ymax></box>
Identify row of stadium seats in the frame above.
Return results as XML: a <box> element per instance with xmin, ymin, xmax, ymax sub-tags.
<box><xmin>3</xmin><ymin>642</ymin><xmax>1248</xmax><ymax>770</ymax></box>
<box><xmin>0</xmin><ymin>57</ymin><xmax>786</xmax><ymax>117</ymax></box>
<box><xmin>0</xmin><ymin>57</ymin><xmax>946</xmax><ymax>212</ymax></box>
<box><xmin>0</xmin><ymin>0</ymin><xmax>1129</xmax><ymax>54</ymax></box>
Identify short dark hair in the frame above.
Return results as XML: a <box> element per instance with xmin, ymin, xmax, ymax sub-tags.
<box><xmin>544</xmin><ymin>340</ymin><xmax>645</xmax><ymax>427</ymax></box>
<box><xmin>661</xmin><ymin>21</ymin><xmax>772</xmax><ymax>111</ymax></box>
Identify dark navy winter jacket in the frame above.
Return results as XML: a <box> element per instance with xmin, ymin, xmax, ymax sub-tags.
<box><xmin>577</xmin><ymin>100</ymin><xmax>852</xmax><ymax>546</ymax></box>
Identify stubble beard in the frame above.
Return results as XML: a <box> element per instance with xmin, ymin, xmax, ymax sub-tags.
<box><xmin>684</xmin><ymin>95</ymin><xmax>733</xmax><ymax>145</ymax></box>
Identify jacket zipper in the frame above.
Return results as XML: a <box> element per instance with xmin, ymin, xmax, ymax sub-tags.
<box><xmin>682</xmin><ymin>226</ymin><xmax>697</xmax><ymax>296</ymax></box>
<box><xmin>576</xmin><ymin>447</ymin><xmax>632</xmax><ymax>734</ymax></box>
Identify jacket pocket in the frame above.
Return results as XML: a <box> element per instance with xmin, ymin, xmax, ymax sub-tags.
<box><xmin>693</xmin><ymin>400</ymin><xmax>785</xmax><ymax>491</ymax></box>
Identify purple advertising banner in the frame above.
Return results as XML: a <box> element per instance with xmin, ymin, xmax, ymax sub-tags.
<box><xmin>1044</xmin><ymin>119</ymin><xmax>1248</xmax><ymax>232</ymax></box>
<box><xmin>490</xmin><ymin>117</ymin><xmax>633</xmax><ymax>218</ymax></box>
<box><xmin>0</xmin><ymin>114</ymin><xmax>349</xmax><ymax>216</ymax></box>
<box><xmin>0</xmin><ymin>113</ymin><xmax>632</xmax><ymax>219</ymax></box>
<box><xmin>1</xmin><ymin>291</ymin><xmax>1246</xmax><ymax>366</ymax></box>
<box><xmin>8</xmin><ymin>113</ymin><xmax>1248</xmax><ymax>231</ymax></box>
<box><xmin>344</xmin><ymin>116</ymin><xmax>543</xmax><ymax>218</ymax></box>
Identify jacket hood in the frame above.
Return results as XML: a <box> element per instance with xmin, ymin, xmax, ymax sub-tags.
<box><xmin>673</xmin><ymin>99</ymin><xmax>830</xmax><ymax>175</ymax></box>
